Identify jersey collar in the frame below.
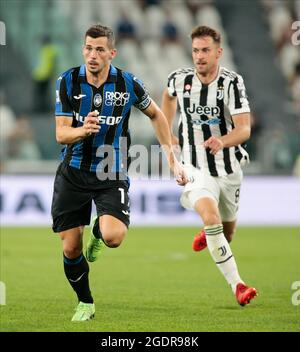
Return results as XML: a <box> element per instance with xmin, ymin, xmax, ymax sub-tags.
<box><xmin>78</xmin><ymin>64</ymin><xmax>118</xmax><ymax>83</ymax></box>
<box><xmin>194</xmin><ymin>65</ymin><xmax>221</xmax><ymax>86</ymax></box>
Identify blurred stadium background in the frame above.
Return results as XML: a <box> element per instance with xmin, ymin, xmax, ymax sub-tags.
<box><xmin>1</xmin><ymin>0</ymin><xmax>300</xmax><ymax>174</ymax></box>
<box><xmin>0</xmin><ymin>0</ymin><xmax>300</xmax><ymax>332</ymax></box>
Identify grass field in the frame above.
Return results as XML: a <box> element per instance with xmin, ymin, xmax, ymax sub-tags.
<box><xmin>0</xmin><ymin>226</ymin><xmax>299</xmax><ymax>332</ymax></box>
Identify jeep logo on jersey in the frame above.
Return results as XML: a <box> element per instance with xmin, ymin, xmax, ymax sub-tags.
<box><xmin>93</xmin><ymin>93</ymin><xmax>102</xmax><ymax>107</ymax></box>
<box><xmin>105</xmin><ymin>92</ymin><xmax>130</xmax><ymax>106</ymax></box>
<box><xmin>187</xmin><ymin>104</ymin><xmax>220</xmax><ymax>117</ymax></box>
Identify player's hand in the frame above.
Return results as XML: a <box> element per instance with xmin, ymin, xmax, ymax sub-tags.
<box><xmin>204</xmin><ymin>136</ymin><xmax>224</xmax><ymax>155</ymax></box>
<box><xmin>169</xmin><ymin>152</ymin><xmax>188</xmax><ymax>186</ymax></box>
<box><xmin>83</xmin><ymin>110</ymin><xmax>100</xmax><ymax>136</ymax></box>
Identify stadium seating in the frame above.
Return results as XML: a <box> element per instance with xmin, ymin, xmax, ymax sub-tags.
<box><xmin>0</xmin><ymin>0</ymin><xmax>299</xmax><ymax>175</ymax></box>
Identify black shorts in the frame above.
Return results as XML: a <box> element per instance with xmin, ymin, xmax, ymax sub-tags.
<box><xmin>51</xmin><ymin>162</ymin><xmax>130</xmax><ymax>233</ymax></box>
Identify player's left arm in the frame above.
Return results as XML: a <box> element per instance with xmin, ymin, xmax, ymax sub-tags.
<box><xmin>142</xmin><ymin>100</ymin><xmax>188</xmax><ymax>186</ymax></box>
<box><xmin>204</xmin><ymin>113</ymin><xmax>251</xmax><ymax>155</ymax></box>
<box><xmin>133</xmin><ymin>75</ymin><xmax>187</xmax><ymax>185</ymax></box>
<box><xmin>143</xmin><ymin>99</ymin><xmax>173</xmax><ymax>149</ymax></box>
<box><xmin>205</xmin><ymin>73</ymin><xmax>251</xmax><ymax>155</ymax></box>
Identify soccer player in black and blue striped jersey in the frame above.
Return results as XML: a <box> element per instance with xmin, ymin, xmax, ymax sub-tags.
<box><xmin>51</xmin><ymin>24</ymin><xmax>187</xmax><ymax>321</ymax></box>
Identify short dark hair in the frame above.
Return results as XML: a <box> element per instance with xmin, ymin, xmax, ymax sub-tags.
<box><xmin>190</xmin><ymin>25</ymin><xmax>221</xmax><ymax>44</ymax></box>
<box><xmin>85</xmin><ymin>24</ymin><xmax>115</xmax><ymax>48</ymax></box>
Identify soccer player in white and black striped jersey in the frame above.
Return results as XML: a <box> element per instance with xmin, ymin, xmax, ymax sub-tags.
<box><xmin>162</xmin><ymin>26</ymin><xmax>257</xmax><ymax>306</ymax></box>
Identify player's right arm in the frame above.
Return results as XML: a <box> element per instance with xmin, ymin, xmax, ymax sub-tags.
<box><xmin>55</xmin><ymin>113</ymin><xmax>100</xmax><ymax>145</ymax></box>
<box><xmin>161</xmin><ymin>88</ymin><xmax>178</xmax><ymax>144</ymax></box>
<box><xmin>55</xmin><ymin>74</ymin><xmax>99</xmax><ymax>144</ymax></box>
<box><xmin>161</xmin><ymin>88</ymin><xmax>179</xmax><ymax>146</ymax></box>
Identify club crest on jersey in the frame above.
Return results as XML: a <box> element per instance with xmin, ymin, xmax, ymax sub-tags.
<box><xmin>217</xmin><ymin>86</ymin><xmax>224</xmax><ymax>100</ymax></box>
<box><xmin>93</xmin><ymin>93</ymin><xmax>102</xmax><ymax>107</ymax></box>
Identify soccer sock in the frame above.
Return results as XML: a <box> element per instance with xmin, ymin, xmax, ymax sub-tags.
<box><xmin>63</xmin><ymin>253</ymin><xmax>93</xmax><ymax>303</ymax></box>
<box><xmin>205</xmin><ymin>224</ymin><xmax>244</xmax><ymax>292</ymax></box>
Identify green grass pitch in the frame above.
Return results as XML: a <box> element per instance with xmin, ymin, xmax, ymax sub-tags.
<box><xmin>0</xmin><ymin>226</ymin><xmax>299</xmax><ymax>332</ymax></box>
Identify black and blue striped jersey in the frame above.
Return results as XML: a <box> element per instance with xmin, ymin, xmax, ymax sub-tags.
<box><xmin>55</xmin><ymin>64</ymin><xmax>151</xmax><ymax>174</ymax></box>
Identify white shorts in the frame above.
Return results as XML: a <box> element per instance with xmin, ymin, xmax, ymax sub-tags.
<box><xmin>180</xmin><ymin>165</ymin><xmax>243</xmax><ymax>222</ymax></box>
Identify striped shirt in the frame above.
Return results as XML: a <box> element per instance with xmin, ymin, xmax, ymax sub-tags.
<box><xmin>167</xmin><ymin>66</ymin><xmax>250</xmax><ymax>176</ymax></box>
<box><xmin>55</xmin><ymin>64</ymin><xmax>151</xmax><ymax>174</ymax></box>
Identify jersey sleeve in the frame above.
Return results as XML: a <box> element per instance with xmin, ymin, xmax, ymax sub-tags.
<box><xmin>228</xmin><ymin>74</ymin><xmax>250</xmax><ymax>116</ymax></box>
<box><xmin>167</xmin><ymin>70</ymin><xmax>177</xmax><ymax>97</ymax></box>
<box><xmin>55</xmin><ymin>75</ymin><xmax>73</xmax><ymax>116</ymax></box>
<box><xmin>133</xmin><ymin>76</ymin><xmax>151</xmax><ymax>111</ymax></box>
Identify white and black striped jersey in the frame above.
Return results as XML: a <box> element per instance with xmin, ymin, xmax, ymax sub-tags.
<box><xmin>167</xmin><ymin>66</ymin><xmax>250</xmax><ymax>177</ymax></box>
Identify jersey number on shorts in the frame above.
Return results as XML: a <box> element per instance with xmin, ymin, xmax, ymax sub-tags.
<box><xmin>118</xmin><ymin>188</ymin><xmax>125</xmax><ymax>204</ymax></box>
<box><xmin>235</xmin><ymin>188</ymin><xmax>240</xmax><ymax>204</ymax></box>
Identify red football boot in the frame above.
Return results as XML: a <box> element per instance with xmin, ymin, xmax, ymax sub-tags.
<box><xmin>236</xmin><ymin>283</ymin><xmax>257</xmax><ymax>306</ymax></box>
<box><xmin>192</xmin><ymin>230</ymin><xmax>207</xmax><ymax>251</ymax></box>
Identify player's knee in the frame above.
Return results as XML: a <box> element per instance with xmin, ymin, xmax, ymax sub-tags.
<box><xmin>102</xmin><ymin>228</ymin><xmax>126</xmax><ymax>248</ymax></box>
<box><xmin>64</xmin><ymin>245</ymin><xmax>82</xmax><ymax>259</ymax></box>
<box><xmin>203</xmin><ymin>213</ymin><xmax>221</xmax><ymax>226</ymax></box>
<box><xmin>105</xmin><ymin>239</ymin><xmax>121</xmax><ymax>248</ymax></box>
